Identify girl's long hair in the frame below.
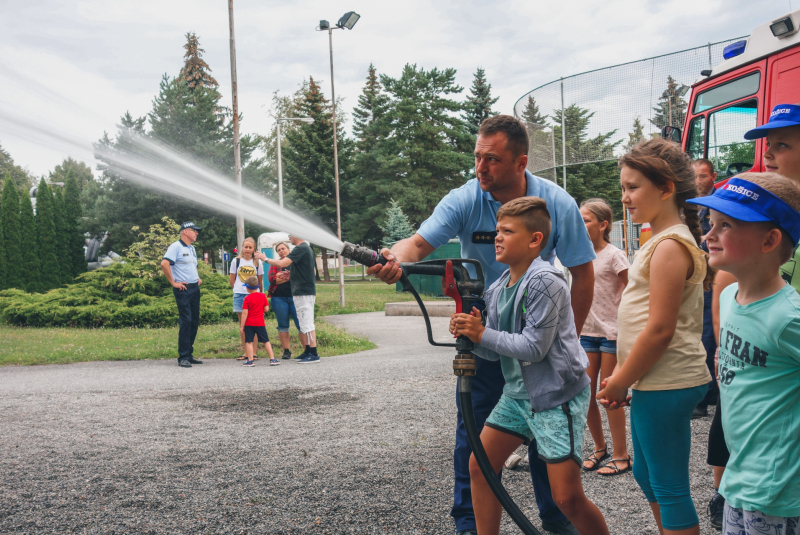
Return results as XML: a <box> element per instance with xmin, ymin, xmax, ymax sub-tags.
<box><xmin>235</xmin><ymin>237</ymin><xmax>259</xmax><ymax>268</ymax></box>
<box><xmin>580</xmin><ymin>198</ymin><xmax>614</xmax><ymax>244</ymax></box>
<box><xmin>618</xmin><ymin>138</ymin><xmax>714</xmax><ymax>290</ymax></box>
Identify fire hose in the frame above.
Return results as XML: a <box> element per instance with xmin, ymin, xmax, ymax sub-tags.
<box><xmin>340</xmin><ymin>242</ymin><xmax>541</xmax><ymax>535</ymax></box>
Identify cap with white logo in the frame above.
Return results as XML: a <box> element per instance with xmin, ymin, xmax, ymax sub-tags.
<box><xmin>687</xmin><ymin>177</ymin><xmax>800</xmax><ymax>246</ymax></box>
<box><xmin>744</xmin><ymin>104</ymin><xmax>800</xmax><ymax>140</ymax></box>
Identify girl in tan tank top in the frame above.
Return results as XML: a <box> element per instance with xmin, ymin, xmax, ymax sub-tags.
<box><xmin>596</xmin><ymin>139</ymin><xmax>712</xmax><ymax>535</ymax></box>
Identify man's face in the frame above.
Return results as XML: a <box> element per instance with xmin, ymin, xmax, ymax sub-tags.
<box><xmin>764</xmin><ymin>125</ymin><xmax>800</xmax><ymax>182</ymax></box>
<box><xmin>181</xmin><ymin>228</ymin><xmax>199</xmax><ymax>244</ymax></box>
<box><xmin>692</xmin><ymin>162</ymin><xmax>716</xmax><ymax>196</ymax></box>
<box><xmin>474</xmin><ymin>133</ymin><xmax>526</xmax><ymax>194</ymax></box>
<box><xmin>289</xmin><ymin>236</ymin><xmax>303</xmax><ymax>246</ymax></box>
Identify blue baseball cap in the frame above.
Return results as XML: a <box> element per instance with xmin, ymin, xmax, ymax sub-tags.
<box><xmin>180</xmin><ymin>221</ymin><xmax>202</xmax><ymax>232</ymax></box>
<box><xmin>243</xmin><ymin>283</ymin><xmax>260</xmax><ymax>290</ymax></box>
<box><xmin>744</xmin><ymin>104</ymin><xmax>800</xmax><ymax>140</ymax></box>
<box><xmin>687</xmin><ymin>177</ymin><xmax>800</xmax><ymax>246</ymax></box>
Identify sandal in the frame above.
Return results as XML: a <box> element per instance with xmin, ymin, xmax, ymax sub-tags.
<box><xmin>582</xmin><ymin>447</ymin><xmax>610</xmax><ymax>472</ymax></box>
<box><xmin>236</xmin><ymin>355</ymin><xmax>247</xmax><ymax>360</ymax></box>
<box><xmin>597</xmin><ymin>456</ymin><xmax>632</xmax><ymax>476</ymax></box>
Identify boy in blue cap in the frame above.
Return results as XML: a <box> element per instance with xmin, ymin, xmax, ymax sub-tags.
<box><xmin>688</xmin><ymin>172</ymin><xmax>800</xmax><ymax>535</ymax></box>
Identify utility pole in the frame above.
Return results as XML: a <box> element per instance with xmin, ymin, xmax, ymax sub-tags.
<box><xmin>228</xmin><ymin>0</ymin><xmax>244</xmax><ymax>251</ymax></box>
<box><xmin>327</xmin><ymin>28</ymin><xmax>346</xmax><ymax>308</ymax></box>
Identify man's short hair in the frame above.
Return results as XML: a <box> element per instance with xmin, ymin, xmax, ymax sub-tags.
<box><xmin>496</xmin><ymin>196</ymin><xmax>551</xmax><ymax>245</ymax></box>
<box><xmin>245</xmin><ymin>276</ymin><xmax>259</xmax><ymax>288</ymax></box>
<box><xmin>478</xmin><ymin>115</ymin><xmax>529</xmax><ymax>159</ymax></box>
<box><xmin>692</xmin><ymin>158</ymin><xmax>716</xmax><ymax>174</ymax></box>
<box><xmin>736</xmin><ymin>172</ymin><xmax>800</xmax><ymax>263</ymax></box>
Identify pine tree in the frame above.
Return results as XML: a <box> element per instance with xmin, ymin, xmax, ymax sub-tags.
<box><xmin>48</xmin><ymin>157</ymin><xmax>94</xmax><ymax>190</ymax></box>
<box><xmin>623</xmin><ymin>116</ymin><xmax>646</xmax><ymax>152</ymax></box>
<box><xmin>462</xmin><ymin>67</ymin><xmax>499</xmax><ymax>137</ymax></box>
<box><xmin>283</xmin><ymin>77</ymin><xmax>353</xmax><ymax>282</ymax></box>
<box><xmin>352</xmin><ymin>64</ymin><xmax>390</xmax><ymax>153</ymax></box>
<box><xmin>1</xmin><ymin>174</ymin><xmax>22</xmax><ymax>289</ymax></box>
<box><xmin>379</xmin><ymin>199</ymin><xmax>415</xmax><ymax>248</ymax></box>
<box><xmin>0</xmin><ymin>188</ymin><xmax>5</xmax><ymax>290</ymax></box>
<box><xmin>19</xmin><ymin>191</ymin><xmax>40</xmax><ymax>293</ymax></box>
<box><xmin>519</xmin><ymin>96</ymin><xmax>547</xmax><ymax>126</ymax></box>
<box><xmin>181</xmin><ymin>32</ymin><xmax>219</xmax><ymax>90</ymax></box>
<box><xmin>63</xmin><ymin>170</ymin><xmax>86</xmax><ymax>277</ymax></box>
<box><xmin>52</xmin><ymin>187</ymin><xmax>72</xmax><ymax>285</ymax></box>
<box><xmin>34</xmin><ymin>179</ymin><xmax>59</xmax><ymax>291</ymax></box>
<box><xmin>0</xmin><ymin>143</ymin><xmax>33</xmax><ymax>191</ymax></box>
<box><xmin>651</xmin><ymin>75</ymin><xmax>688</xmax><ymax>130</ymax></box>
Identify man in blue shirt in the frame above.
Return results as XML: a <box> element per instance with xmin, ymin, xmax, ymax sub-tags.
<box><xmin>368</xmin><ymin>115</ymin><xmax>595</xmax><ymax>535</ymax></box>
<box><xmin>161</xmin><ymin>222</ymin><xmax>204</xmax><ymax>368</ymax></box>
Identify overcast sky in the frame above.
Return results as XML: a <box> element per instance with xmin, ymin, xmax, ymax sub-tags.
<box><xmin>0</xmin><ymin>0</ymin><xmax>793</xmax><ymax>177</ymax></box>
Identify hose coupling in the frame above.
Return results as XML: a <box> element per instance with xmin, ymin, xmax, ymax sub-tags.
<box><xmin>453</xmin><ymin>351</ymin><xmax>477</xmax><ymax>376</ymax></box>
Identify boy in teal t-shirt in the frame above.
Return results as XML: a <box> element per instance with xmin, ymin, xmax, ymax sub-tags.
<box><xmin>450</xmin><ymin>197</ymin><xmax>609</xmax><ymax>535</ymax></box>
<box><xmin>688</xmin><ymin>173</ymin><xmax>800</xmax><ymax>533</ymax></box>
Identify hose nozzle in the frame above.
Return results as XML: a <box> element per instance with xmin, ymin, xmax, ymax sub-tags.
<box><xmin>340</xmin><ymin>242</ymin><xmax>388</xmax><ymax>268</ymax></box>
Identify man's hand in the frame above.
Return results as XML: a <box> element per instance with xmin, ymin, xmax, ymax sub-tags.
<box><xmin>173</xmin><ymin>281</ymin><xmax>187</xmax><ymax>291</ymax></box>
<box><xmin>451</xmin><ymin>308</ymin><xmax>485</xmax><ymax>344</ymax></box>
<box><xmin>365</xmin><ymin>248</ymin><xmax>403</xmax><ymax>284</ymax></box>
<box><xmin>277</xmin><ymin>271</ymin><xmax>290</xmax><ymax>281</ymax></box>
<box><xmin>596</xmin><ymin>376</ymin><xmax>631</xmax><ymax>410</ymax></box>
<box><xmin>198</xmin><ymin>278</ymin><xmax>202</xmax><ymax>286</ymax></box>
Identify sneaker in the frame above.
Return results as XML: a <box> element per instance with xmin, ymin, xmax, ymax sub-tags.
<box><xmin>187</xmin><ymin>357</ymin><xmax>203</xmax><ymax>364</ymax></box>
<box><xmin>708</xmin><ymin>492</ymin><xmax>724</xmax><ymax>530</ymax></box>
<box><xmin>242</xmin><ymin>360</ymin><xmax>255</xmax><ymax>367</ymax></box>
<box><xmin>293</xmin><ymin>352</ymin><xmax>309</xmax><ymax>360</ymax></box>
<box><xmin>692</xmin><ymin>405</ymin><xmax>708</xmax><ymax>419</ymax></box>
<box><xmin>270</xmin><ymin>359</ymin><xmax>280</xmax><ymax>366</ymax></box>
<box><xmin>504</xmin><ymin>453</ymin><xmax>524</xmax><ymax>469</ymax></box>
<box><xmin>281</xmin><ymin>349</ymin><xmax>292</xmax><ymax>360</ymax></box>
<box><xmin>298</xmin><ymin>354</ymin><xmax>320</xmax><ymax>364</ymax></box>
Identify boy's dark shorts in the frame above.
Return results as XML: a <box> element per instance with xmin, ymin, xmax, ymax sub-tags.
<box><xmin>244</xmin><ymin>325</ymin><xmax>270</xmax><ymax>343</ymax></box>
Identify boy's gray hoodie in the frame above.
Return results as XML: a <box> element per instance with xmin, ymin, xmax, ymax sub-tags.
<box><xmin>473</xmin><ymin>257</ymin><xmax>590</xmax><ymax>413</ymax></box>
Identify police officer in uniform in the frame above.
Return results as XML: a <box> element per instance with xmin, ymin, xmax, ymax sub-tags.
<box><xmin>161</xmin><ymin>222</ymin><xmax>204</xmax><ymax>368</ymax></box>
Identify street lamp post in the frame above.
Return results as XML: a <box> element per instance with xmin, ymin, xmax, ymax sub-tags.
<box><xmin>317</xmin><ymin>11</ymin><xmax>360</xmax><ymax>308</ymax></box>
<box><xmin>276</xmin><ymin>117</ymin><xmax>314</xmax><ymax>209</ymax></box>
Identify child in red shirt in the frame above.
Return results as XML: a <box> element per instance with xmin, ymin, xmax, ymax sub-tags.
<box><xmin>240</xmin><ymin>276</ymin><xmax>277</xmax><ymax>367</ymax></box>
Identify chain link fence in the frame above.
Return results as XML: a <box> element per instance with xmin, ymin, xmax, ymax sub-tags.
<box><xmin>515</xmin><ymin>37</ymin><xmax>747</xmax><ymax>186</ymax></box>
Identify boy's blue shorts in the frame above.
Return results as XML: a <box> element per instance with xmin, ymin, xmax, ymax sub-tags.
<box><xmin>485</xmin><ymin>386</ymin><xmax>590</xmax><ymax>465</ymax></box>
<box><xmin>579</xmin><ymin>335</ymin><xmax>617</xmax><ymax>354</ymax></box>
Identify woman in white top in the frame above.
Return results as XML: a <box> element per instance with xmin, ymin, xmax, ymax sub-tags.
<box><xmin>229</xmin><ymin>237</ymin><xmax>264</xmax><ymax>359</ymax></box>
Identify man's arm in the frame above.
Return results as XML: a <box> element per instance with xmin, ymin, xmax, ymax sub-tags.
<box><xmin>567</xmin><ymin>261</ymin><xmax>594</xmax><ymax>335</ymax></box>
<box><xmin>366</xmin><ymin>233</ymin><xmax>436</xmax><ymax>284</ymax></box>
<box><xmin>161</xmin><ymin>259</ymin><xmax>186</xmax><ymax>291</ymax></box>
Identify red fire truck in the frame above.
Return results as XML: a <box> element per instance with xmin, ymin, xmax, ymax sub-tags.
<box><xmin>668</xmin><ymin>9</ymin><xmax>800</xmax><ymax>182</ymax></box>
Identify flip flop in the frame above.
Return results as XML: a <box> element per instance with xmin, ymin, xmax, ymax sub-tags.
<box><xmin>582</xmin><ymin>447</ymin><xmax>610</xmax><ymax>472</ymax></box>
<box><xmin>236</xmin><ymin>355</ymin><xmax>247</xmax><ymax>360</ymax></box>
<box><xmin>597</xmin><ymin>457</ymin><xmax>632</xmax><ymax>476</ymax></box>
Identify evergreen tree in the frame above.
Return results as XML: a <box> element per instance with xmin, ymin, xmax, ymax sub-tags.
<box><xmin>0</xmin><ymin>187</ymin><xmax>5</xmax><ymax>290</ymax></box>
<box><xmin>372</xmin><ymin>64</ymin><xmax>473</xmax><ymax>227</ymax></box>
<box><xmin>552</xmin><ymin>105</ymin><xmax>622</xmax><ymax>217</ymax></box>
<box><xmin>19</xmin><ymin>191</ymin><xmax>40</xmax><ymax>293</ymax></box>
<box><xmin>462</xmin><ymin>67</ymin><xmax>499</xmax><ymax>137</ymax></box>
<box><xmin>347</xmin><ymin>64</ymin><xmax>391</xmax><ymax>246</ymax></box>
<box><xmin>34</xmin><ymin>179</ymin><xmax>60</xmax><ymax>291</ymax></box>
<box><xmin>48</xmin><ymin>157</ymin><xmax>94</xmax><ymax>190</ymax></box>
<box><xmin>623</xmin><ymin>116</ymin><xmax>646</xmax><ymax>153</ymax></box>
<box><xmin>651</xmin><ymin>75</ymin><xmax>688</xmax><ymax>130</ymax></box>
<box><xmin>0</xmin><ymin>143</ymin><xmax>33</xmax><ymax>191</ymax></box>
<box><xmin>63</xmin><ymin>169</ymin><xmax>86</xmax><ymax>277</ymax></box>
<box><xmin>181</xmin><ymin>32</ymin><xmax>219</xmax><ymax>91</ymax></box>
<box><xmin>282</xmin><ymin>77</ymin><xmax>353</xmax><ymax>281</ymax></box>
<box><xmin>379</xmin><ymin>199</ymin><xmax>415</xmax><ymax>248</ymax></box>
<box><xmin>519</xmin><ymin>96</ymin><xmax>547</xmax><ymax>126</ymax></box>
<box><xmin>1</xmin><ymin>174</ymin><xmax>22</xmax><ymax>289</ymax></box>
<box><xmin>52</xmin><ymin>187</ymin><xmax>72</xmax><ymax>285</ymax></box>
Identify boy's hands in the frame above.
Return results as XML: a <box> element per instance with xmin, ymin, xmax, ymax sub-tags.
<box><xmin>449</xmin><ymin>307</ymin><xmax>485</xmax><ymax>344</ymax></box>
<box><xmin>596</xmin><ymin>376</ymin><xmax>631</xmax><ymax>410</ymax></box>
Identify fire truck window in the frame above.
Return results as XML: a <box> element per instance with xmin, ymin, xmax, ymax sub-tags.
<box><xmin>707</xmin><ymin>99</ymin><xmax>757</xmax><ymax>177</ymax></box>
<box><xmin>686</xmin><ymin>116</ymin><xmax>705</xmax><ymax>160</ymax></box>
<box><xmin>693</xmin><ymin>72</ymin><xmax>760</xmax><ymax>113</ymax></box>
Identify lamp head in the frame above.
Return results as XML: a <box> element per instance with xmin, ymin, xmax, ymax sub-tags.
<box><xmin>319</xmin><ymin>19</ymin><xmax>330</xmax><ymax>30</ymax></box>
<box><xmin>337</xmin><ymin>11</ymin><xmax>360</xmax><ymax>30</ymax></box>
<box><xmin>299</xmin><ymin>118</ymin><xmax>315</xmax><ymax>124</ymax></box>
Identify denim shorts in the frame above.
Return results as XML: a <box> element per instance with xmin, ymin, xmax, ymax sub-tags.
<box><xmin>580</xmin><ymin>335</ymin><xmax>617</xmax><ymax>354</ymax></box>
<box><xmin>485</xmin><ymin>386</ymin><xmax>590</xmax><ymax>465</ymax></box>
<box><xmin>233</xmin><ymin>293</ymin><xmax>246</xmax><ymax>313</ymax></box>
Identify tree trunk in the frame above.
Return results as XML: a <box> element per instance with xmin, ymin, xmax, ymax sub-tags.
<box><xmin>320</xmin><ymin>247</ymin><xmax>331</xmax><ymax>282</ymax></box>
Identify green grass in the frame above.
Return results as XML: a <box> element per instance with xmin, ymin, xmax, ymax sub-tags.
<box><xmin>314</xmin><ymin>280</ymin><xmax>416</xmax><ymax>316</ymax></box>
<box><xmin>0</xmin><ymin>317</ymin><xmax>375</xmax><ymax>366</ymax></box>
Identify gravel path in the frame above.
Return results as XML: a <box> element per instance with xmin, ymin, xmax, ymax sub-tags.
<box><xmin>0</xmin><ymin>312</ymin><xmax>718</xmax><ymax>534</ymax></box>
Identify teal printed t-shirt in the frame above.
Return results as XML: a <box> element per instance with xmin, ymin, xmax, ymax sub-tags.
<box><xmin>497</xmin><ymin>274</ymin><xmax>527</xmax><ymax>399</ymax></box>
<box><xmin>718</xmin><ymin>283</ymin><xmax>800</xmax><ymax>517</ymax></box>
